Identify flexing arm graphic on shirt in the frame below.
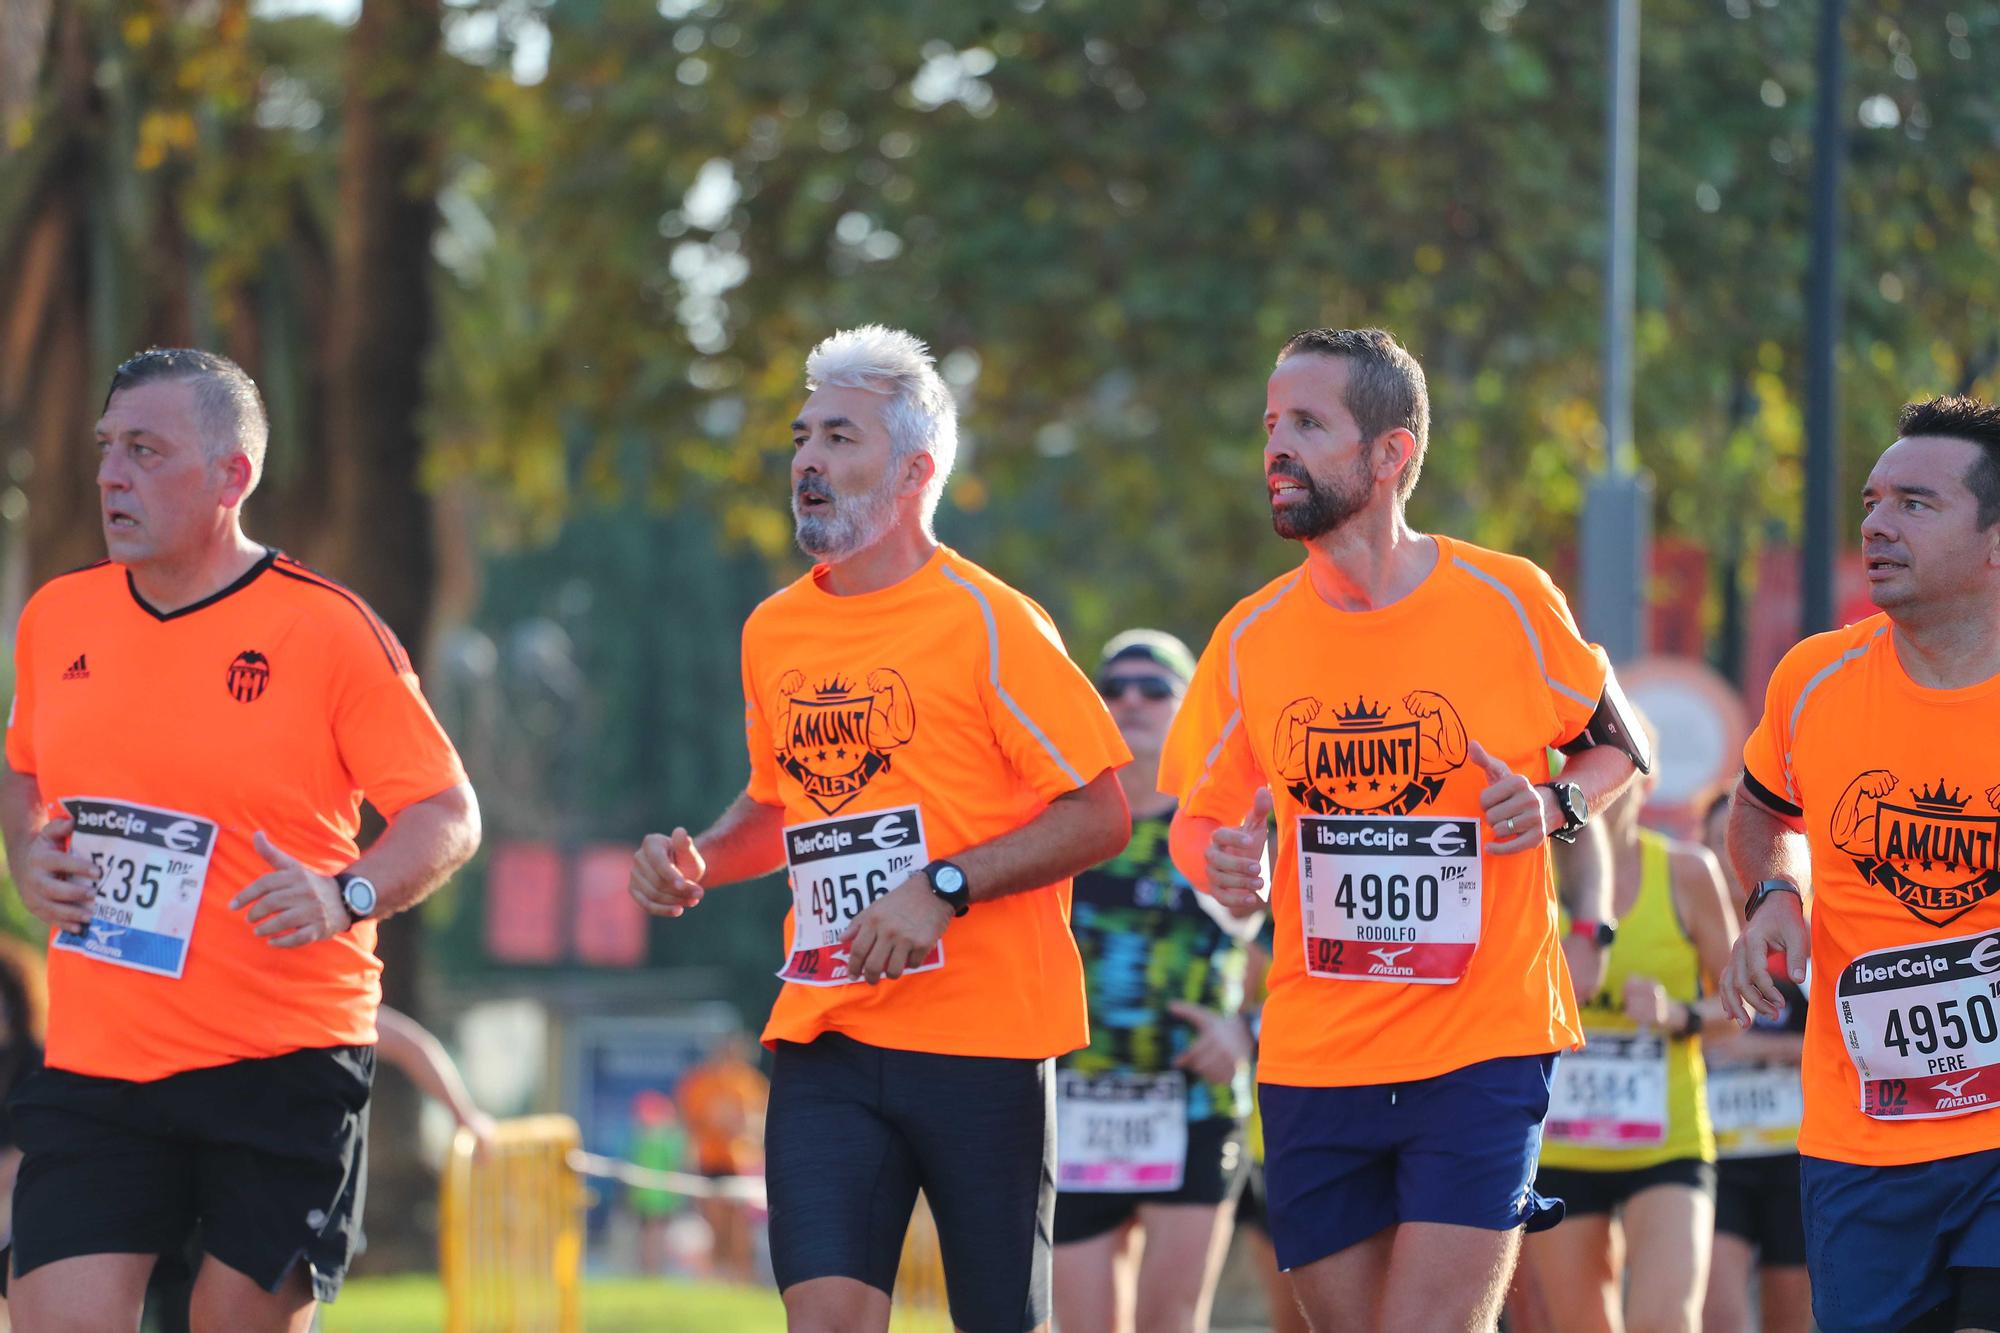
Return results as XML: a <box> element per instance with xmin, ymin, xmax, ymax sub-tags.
<box><xmin>1275</xmin><ymin>697</ymin><xmax>1322</xmax><ymax>785</ymax></box>
<box><xmin>1402</xmin><ymin>690</ymin><xmax>1468</xmax><ymax>774</ymax></box>
<box><xmin>1831</xmin><ymin>769</ymin><xmax>1899</xmax><ymax>857</ymax></box>
<box><xmin>774</xmin><ymin>670</ymin><xmax>807</xmax><ymax>748</ymax></box>
<box><xmin>864</xmin><ymin>668</ymin><xmax>916</xmax><ymax>748</ymax></box>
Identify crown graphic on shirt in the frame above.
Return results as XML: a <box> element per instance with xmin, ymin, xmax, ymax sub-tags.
<box><xmin>1910</xmin><ymin>780</ymin><xmax>1971</xmax><ymax>813</ymax></box>
<box><xmin>814</xmin><ymin>675</ymin><xmax>856</xmax><ymax>699</ymax></box>
<box><xmin>1334</xmin><ymin>696</ymin><xmax>1389</xmax><ymax>725</ymax></box>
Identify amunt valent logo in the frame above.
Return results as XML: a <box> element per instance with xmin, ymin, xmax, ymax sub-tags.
<box><xmin>773</xmin><ymin>668</ymin><xmax>917</xmax><ymax>815</ymax></box>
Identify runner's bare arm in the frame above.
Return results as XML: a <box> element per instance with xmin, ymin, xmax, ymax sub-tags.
<box><xmin>940</xmin><ymin>766</ymin><xmax>1131</xmax><ymax>905</ymax></box>
<box><xmin>1720</xmin><ymin>781</ymin><xmax>1812</xmax><ymax>1025</ymax></box>
<box><xmin>1553</xmin><ymin>820</ymin><xmax>1613</xmax><ymax>1003</ymax></box>
<box><xmin>839</xmin><ymin>768</ymin><xmax>1131</xmax><ymax>984</ymax></box>
<box><xmin>1558</xmin><ymin>744</ymin><xmax>1643</xmax><ymax>817</ymax></box>
<box><xmin>629</xmin><ymin>789</ymin><xmax>788</xmax><ymax>917</ymax></box>
<box><xmin>1667</xmin><ymin>839</ymin><xmax>1743</xmax><ymax>1038</ymax></box>
<box><xmin>232</xmin><ymin>782</ymin><xmax>482</xmax><ymax>946</ymax></box>
<box><xmin>0</xmin><ymin>760</ymin><xmax>99</xmax><ymax>931</ymax></box>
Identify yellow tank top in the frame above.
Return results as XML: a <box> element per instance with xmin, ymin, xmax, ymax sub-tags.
<box><xmin>1540</xmin><ymin>830</ymin><xmax>1715</xmax><ymax>1170</ymax></box>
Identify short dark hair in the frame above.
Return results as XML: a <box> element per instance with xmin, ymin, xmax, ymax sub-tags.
<box><xmin>104</xmin><ymin>347</ymin><xmax>270</xmax><ymax>493</ymax></box>
<box><xmin>1897</xmin><ymin>394</ymin><xmax>2000</xmax><ymax>529</ymax></box>
<box><xmin>1276</xmin><ymin>328</ymin><xmax>1431</xmax><ymax>500</ymax></box>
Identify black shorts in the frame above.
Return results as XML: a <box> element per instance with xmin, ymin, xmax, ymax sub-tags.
<box><xmin>6</xmin><ymin>1046</ymin><xmax>372</xmax><ymax>1303</ymax></box>
<box><xmin>1535</xmin><ymin>1157</ymin><xmax>1716</xmax><ymax>1217</ymax></box>
<box><xmin>1715</xmin><ymin>1152</ymin><xmax>1807</xmax><ymax>1268</ymax></box>
<box><xmin>766</xmin><ymin>1033</ymin><xmax>1053</xmax><ymax>1333</ymax></box>
<box><xmin>1053</xmin><ymin>1117</ymin><xmax>1248</xmax><ymax>1245</ymax></box>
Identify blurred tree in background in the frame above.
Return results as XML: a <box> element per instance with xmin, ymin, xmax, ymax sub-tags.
<box><xmin>2</xmin><ymin>0</ymin><xmax>1998</xmax><ymax>1267</ymax></box>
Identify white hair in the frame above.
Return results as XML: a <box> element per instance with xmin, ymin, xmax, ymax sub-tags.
<box><xmin>804</xmin><ymin>325</ymin><xmax>959</xmax><ymax>532</ymax></box>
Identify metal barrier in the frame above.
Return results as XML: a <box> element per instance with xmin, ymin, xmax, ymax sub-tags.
<box><xmin>890</xmin><ymin>1194</ymin><xmax>953</xmax><ymax>1333</ymax></box>
<box><xmin>440</xmin><ymin>1115</ymin><xmax>588</xmax><ymax>1333</ymax></box>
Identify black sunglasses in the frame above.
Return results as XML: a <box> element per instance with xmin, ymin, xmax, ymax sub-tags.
<box><xmin>1098</xmin><ymin>675</ymin><xmax>1178</xmax><ymax>701</ymax></box>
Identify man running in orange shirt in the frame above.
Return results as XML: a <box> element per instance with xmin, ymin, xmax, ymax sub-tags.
<box><xmin>1160</xmin><ymin>328</ymin><xmax>1648</xmax><ymax>1331</ymax></box>
<box><xmin>1</xmin><ymin>349</ymin><xmax>479</xmax><ymax>1332</ymax></box>
<box><xmin>627</xmin><ymin>326</ymin><xmax>1131</xmax><ymax>1333</ymax></box>
<box><xmin>1721</xmin><ymin>396</ymin><xmax>2000</xmax><ymax>1333</ymax></box>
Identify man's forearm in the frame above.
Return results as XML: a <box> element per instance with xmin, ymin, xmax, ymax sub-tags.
<box><xmin>955</xmin><ymin>767</ymin><xmax>1130</xmax><ymax>905</ymax></box>
<box><xmin>352</xmin><ymin>782</ymin><xmax>482</xmax><ymax>919</ymax></box>
<box><xmin>692</xmin><ymin>790</ymin><xmax>788</xmax><ymax>887</ymax></box>
<box><xmin>1562</xmin><ymin>745</ymin><xmax>1641</xmax><ymax>816</ymax></box>
<box><xmin>1727</xmin><ymin>784</ymin><xmax>1812</xmax><ymax>902</ymax></box>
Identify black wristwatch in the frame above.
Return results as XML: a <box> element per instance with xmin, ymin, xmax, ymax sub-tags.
<box><xmin>334</xmin><ymin>870</ymin><xmax>378</xmax><ymax>922</ymax></box>
<box><xmin>922</xmin><ymin>860</ymin><xmax>970</xmax><ymax>917</ymax></box>
<box><xmin>1745</xmin><ymin>878</ymin><xmax>1803</xmax><ymax>921</ymax></box>
<box><xmin>1539</xmin><ymin>780</ymin><xmax>1588</xmax><ymax>844</ymax></box>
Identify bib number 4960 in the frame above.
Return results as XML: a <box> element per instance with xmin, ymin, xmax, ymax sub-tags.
<box><xmin>1298</xmin><ymin>815</ymin><xmax>1481</xmax><ymax>984</ymax></box>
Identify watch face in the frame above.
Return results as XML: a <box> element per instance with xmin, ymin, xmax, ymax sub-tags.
<box><xmin>344</xmin><ymin>878</ymin><xmax>378</xmax><ymax>917</ymax></box>
<box><xmin>934</xmin><ymin>866</ymin><xmax>965</xmax><ymax>894</ymax></box>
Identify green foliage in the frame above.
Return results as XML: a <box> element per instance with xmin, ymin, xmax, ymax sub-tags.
<box><xmin>426</xmin><ymin>0</ymin><xmax>2000</xmax><ymax>659</ymax></box>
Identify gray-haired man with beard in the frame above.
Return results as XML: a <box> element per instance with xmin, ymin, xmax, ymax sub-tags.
<box><xmin>627</xmin><ymin>326</ymin><xmax>1131</xmax><ymax>1333</ymax></box>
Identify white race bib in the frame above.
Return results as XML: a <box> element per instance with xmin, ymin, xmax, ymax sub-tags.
<box><xmin>1055</xmin><ymin>1071</ymin><xmax>1188</xmax><ymax>1193</ymax></box>
<box><xmin>1297</xmin><ymin>815</ymin><xmax>1481</xmax><ymax>983</ymax></box>
<box><xmin>1707</xmin><ymin>1063</ymin><xmax>1804</xmax><ymax>1157</ymax></box>
<box><xmin>53</xmin><ymin>797</ymin><xmax>216</xmax><ymax>979</ymax></box>
<box><xmin>1545</xmin><ymin>1033</ymin><xmax>1669</xmax><ymax>1148</ymax></box>
<box><xmin>1837</xmin><ymin>927</ymin><xmax>2000</xmax><ymax>1121</ymax></box>
<box><xmin>779</xmin><ymin>805</ymin><xmax>941</xmax><ymax>987</ymax></box>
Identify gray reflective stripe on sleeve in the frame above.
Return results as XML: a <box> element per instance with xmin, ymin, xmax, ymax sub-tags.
<box><xmin>1189</xmin><ymin>574</ymin><xmax>1298</xmax><ymax>805</ymax></box>
<box><xmin>939</xmin><ymin>564</ymin><xmax>1086</xmax><ymax>788</ymax></box>
<box><xmin>1451</xmin><ymin>556</ymin><xmax>1595</xmax><ymax>711</ymax></box>
<box><xmin>1781</xmin><ymin>624</ymin><xmax>1888</xmax><ymax>804</ymax></box>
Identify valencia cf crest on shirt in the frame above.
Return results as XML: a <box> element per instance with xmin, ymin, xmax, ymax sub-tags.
<box><xmin>773</xmin><ymin>668</ymin><xmax>916</xmax><ymax>815</ymax></box>
<box><xmin>1833</xmin><ymin>770</ymin><xmax>2000</xmax><ymax>928</ymax></box>
<box><xmin>1274</xmin><ymin>690</ymin><xmax>1469</xmax><ymax>816</ymax></box>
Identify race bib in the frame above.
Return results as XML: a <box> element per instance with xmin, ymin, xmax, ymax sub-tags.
<box><xmin>1545</xmin><ymin>1033</ymin><xmax>1669</xmax><ymax>1147</ymax></box>
<box><xmin>1837</xmin><ymin>928</ymin><xmax>2000</xmax><ymax>1120</ymax></box>
<box><xmin>1297</xmin><ymin>815</ymin><xmax>1481</xmax><ymax>983</ymax></box>
<box><xmin>1055</xmin><ymin>1071</ymin><xmax>1188</xmax><ymax>1193</ymax></box>
<box><xmin>52</xmin><ymin>797</ymin><xmax>217</xmax><ymax>979</ymax></box>
<box><xmin>1707</xmin><ymin>1063</ymin><xmax>1804</xmax><ymax>1157</ymax></box>
<box><xmin>779</xmin><ymin>805</ymin><xmax>941</xmax><ymax>987</ymax></box>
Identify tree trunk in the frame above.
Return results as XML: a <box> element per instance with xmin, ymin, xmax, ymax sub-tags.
<box><xmin>321</xmin><ymin>0</ymin><xmax>445</xmax><ymax>1275</ymax></box>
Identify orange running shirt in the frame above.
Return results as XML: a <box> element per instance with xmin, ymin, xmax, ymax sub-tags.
<box><xmin>6</xmin><ymin>552</ymin><xmax>467</xmax><ymax>1081</ymax></box>
<box><xmin>742</xmin><ymin>546</ymin><xmax>1130</xmax><ymax>1060</ymax></box>
<box><xmin>1159</xmin><ymin>536</ymin><xmax>1606</xmax><ymax>1087</ymax></box>
<box><xmin>1743</xmin><ymin>615</ymin><xmax>2000</xmax><ymax>1166</ymax></box>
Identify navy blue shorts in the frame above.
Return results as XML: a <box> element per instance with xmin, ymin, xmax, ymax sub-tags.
<box><xmin>1259</xmin><ymin>1053</ymin><xmax>1563</xmax><ymax>1271</ymax></box>
<box><xmin>1801</xmin><ymin>1148</ymin><xmax>2000</xmax><ymax>1332</ymax></box>
<box><xmin>765</xmin><ymin>1033</ymin><xmax>1053</xmax><ymax>1333</ymax></box>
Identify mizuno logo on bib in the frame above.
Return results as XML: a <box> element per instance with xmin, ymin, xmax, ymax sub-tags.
<box><xmin>54</xmin><ymin>796</ymin><xmax>217</xmax><ymax>979</ymax></box>
<box><xmin>1297</xmin><ymin>814</ymin><xmax>1481</xmax><ymax>983</ymax></box>
<box><xmin>779</xmin><ymin>805</ymin><xmax>941</xmax><ymax>987</ymax></box>
<box><xmin>1837</xmin><ymin>927</ymin><xmax>2000</xmax><ymax>1120</ymax></box>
